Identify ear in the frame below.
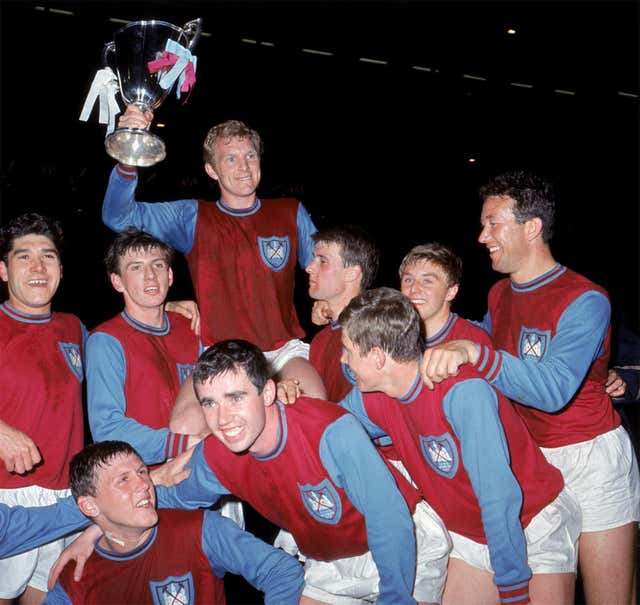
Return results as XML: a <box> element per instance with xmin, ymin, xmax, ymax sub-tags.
<box><xmin>167</xmin><ymin>267</ymin><xmax>174</xmax><ymax>288</ymax></box>
<box><xmin>445</xmin><ymin>283</ymin><xmax>459</xmax><ymax>303</ymax></box>
<box><xmin>262</xmin><ymin>379</ymin><xmax>276</xmax><ymax>407</ymax></box>
<box><xmin>204</xmin><ymin>163</ymin><xmax>219</xmax><ymax>181</ymax></box>
<box><xmin>77</xmin><ymin>495</ymin><xmax>100</xmax><ymax>519</ymax></box>
<box><xmin>525</xmin><ymin>217</ymin><xmax>544</xmax><ymax>241</ymax></box>
<box><xmin>371</xmin><ymin>346</ymin><xmax>387</xmax><ymax>370</ymax></box>
<box><xmin>0</xmin><ymin>261</ymin><xmax>8</xmax><ymax>283</ymax></box>
<box><xmin>110</xmin><ymin>272</ymin><xmax>124</xmax><ymax>293</ymax></box>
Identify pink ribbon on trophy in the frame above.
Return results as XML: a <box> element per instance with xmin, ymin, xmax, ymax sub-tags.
<box><xmin>147</xmin><ymin>39</ymin><xmax>197</xmax><ymax>101</ymax></box>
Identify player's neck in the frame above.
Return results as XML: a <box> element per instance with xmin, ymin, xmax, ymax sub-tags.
<box><xmin>100</xmin><ymin>526</ymin><xmax>153</xmax><ymax>554</ymax></box>
<box><xmin>385</xmin><ymin>359</ymin><xmax>421</xmax><ymax>399</ymax></box>
<box><xmin>328</xmin><ymin>287</ymin><xmax>361</xmax><ymax>322</ymax></box>
<box><xmin>7</xmin><ymin>295</ymin><xmax>52</xmax><ymax>316</ymax></box>
<box><xmin>423</xmin><ymin>306</ymin><xmax>452</xmax><ymax>339</ymax></box>
<box><xmin>125</xmin><ymin>303</ymin><xmax>165</xmax><ymax>328</ymax></box>
<box><xmin>250</xmin><ymin>403</ymin><xmax>280</xmax><ymax>457</ymax></box>
<box><xmin>510</xmin><ymin>246</ymin><xmax>556</xmax><ymax>284</ymax></box>
<box><xmin>219</xmin><ymin>191</ymin><xmax>258</xmax><ymax>210</ymax></box>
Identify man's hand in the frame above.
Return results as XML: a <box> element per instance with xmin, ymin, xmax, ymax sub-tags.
<box><xmin>420</xmin><ymin>340</ymin><xmax>480</xmax><ymax>389</ymax></box>
<box><xmin>605</xmin><ymin>368</ymin><xmax>627</xmax><ymax>399</ymax></box>
<box><xmin>311</xmin><ymin>300</ymin><xmax>332</xmax><ymax>327</ymax></box>
<box><xmin>117</xmin><ymin>104</ymin><xmax>154</xmax><ymax>130</ymax></box>
<box><xmin>47</xmin><ymin>524</ymin><xmax>103</xmax><ymax>589</ymax></box>
<box><xmin>0</xmin><ymin>420</ymin><xmax>41</xmax><ymax>474</ymax></box>
<box><xmin>151</xmin><ymin>448</ymin><xmax>195</xmax><ymax>488</ymax></box>
<box><xmin>165</xmin><ymin>300</ymin><xmax>201</xmax><ymax>335</ymax></box>
<box><xmin>276</xmin><ymin>379</ymin><xmax>302</xmax><ymax>405</ymax></box>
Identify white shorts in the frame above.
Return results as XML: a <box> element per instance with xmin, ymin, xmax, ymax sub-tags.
<box><xmin>0</xmin><ymin>485</ymin><xmax>78</xmax><ymax>598</ymax></box>
<box><xmin>541</xmin><ymin>425</ymin><xmax>640</xmax><ymax>532</ymax></box>
<box><xmin>449</xmin><ymin>487</ymin><xmax>581</xmax><ymax>575</ymax></box>
<box><xmin>214</xmin><ymin>495</ymin><xmax>245</xmax><ymax>530</ymax></box>
<box><xmin>264</xmin><ymin>339</ymin><xmax>310</xmax><ymax>375</ymax></box>
<box><xmin>302</xmin><ymin>500</ymin><xmax>451</xmax><ymax>604</ymax></box>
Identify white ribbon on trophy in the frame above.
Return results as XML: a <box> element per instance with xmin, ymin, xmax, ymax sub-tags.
<box><xmin>79</xmin><ymin>67</ymin><xmax>121</xmax><ymax>134</ymax></box>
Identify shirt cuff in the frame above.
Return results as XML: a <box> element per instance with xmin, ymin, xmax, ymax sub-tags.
<box><xmin>473</xmin><ymin>344</ymin><xmax>502</xmax><ymax>383</ymax></box>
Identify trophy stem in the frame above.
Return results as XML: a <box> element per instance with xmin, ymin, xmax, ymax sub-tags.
<box><xmin>105</xmin><ymin>127</ymin><xmax>166</xmax><ymax>167</ymax></box>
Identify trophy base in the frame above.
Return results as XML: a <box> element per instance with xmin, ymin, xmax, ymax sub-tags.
<box><xmin>105</xmin><ymin>128</ymin><xmax>166</xmax><ymax>167</ymax></box>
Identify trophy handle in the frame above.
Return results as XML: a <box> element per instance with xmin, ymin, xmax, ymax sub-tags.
<box><xmin>182</xmin><ymin>18</ymin><xmax>202</xmax><ymax>50</ymax></box>
<box><xmin>101</xmin><ymin>41</ymin><xmax>115</xmax><ymax>69</ymax></box>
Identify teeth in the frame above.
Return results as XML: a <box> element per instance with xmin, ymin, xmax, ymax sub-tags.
<box><xmin>28</xmin><ymin>279</ymin><xmax>47</xmax><ymax>285</ymax></box>
<box><xmin>223</xmin><ymin>427</ymin><xmax>242</xmax><ymax>437</ymax></box>
<box><xmin>136</xmin><ymin>499</ymin><xmax>150</xmax><ymax>507</ymax></box>
<box><xmin>411</xmin><ymin>299</ymin><xmax>426</xmax><ymax>304</ymax></box>
<box><xmin>489</xmin><ymin>246</ymin><xmax>499</xmax><ymax>253</ymax></box>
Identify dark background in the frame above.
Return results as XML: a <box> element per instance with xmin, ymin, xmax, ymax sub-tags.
<box><xmin>0</xmin><ymin>1</ymin><xmax>638</xmax><ymax>602</ymax></box>
<box><xmin>1</xmin><ymin>0</ymin><xmax>638</xmax><ymax>337</ymax></box>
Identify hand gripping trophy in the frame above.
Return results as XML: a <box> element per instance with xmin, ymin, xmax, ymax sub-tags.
<box><xmin>80</xmin><ymin>18</ymin><xmax>202</xmax><ymax>166</ymax></box>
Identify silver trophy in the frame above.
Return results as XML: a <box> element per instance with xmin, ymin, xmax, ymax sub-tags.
<box><xmin>102</xmin><ymin>18</ymin><xmax>202</xmax><ymax>166</ymax></box>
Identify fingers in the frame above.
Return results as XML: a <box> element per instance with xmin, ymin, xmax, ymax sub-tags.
<box><xmin>118</xmin><ymin>105</ymin><xmax>154</xmax><ymax>130</ymax></box>
<box><xmin>73</xmin><ymin>555</ymin><xmax>88</xmax><ymax>582</ymax></box>
<box><xmin>276</xmin><ymin>380</ymin><xmax>301</xmax><ymax>404</ymax></box>
<box><xmin>48</xmin><ymin>556</ymin><xmax>64</xmax><ymax>589</ymax></box>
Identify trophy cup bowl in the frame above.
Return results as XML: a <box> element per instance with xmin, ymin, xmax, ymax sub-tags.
<box><xmin>103</xmin><ymin>18</ymin><xmax>201</xmax><ymax>167</ymax></box>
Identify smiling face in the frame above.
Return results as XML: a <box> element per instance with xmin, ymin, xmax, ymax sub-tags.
<box><xmin>399</xmin><ymin>259</ymin><xmax>458</xmax><ymax>325</ymax></box>
<box><xmin>110</xmin><ymin>246</ymin><xmax>173</xmax><ymax>318</ymax></box>
<box><xmin>478</xmin><ymin>195</ymin><xmax>530</xmax><ymax>277</ymax></box>
<box><xmin>196</xmin><ymin>368</ymin><xmax>277</xmax><ymax>456</ymax></box>
<box><xmin>205</xmin><ymin>136</ymin><xmax>261</xmax><ymax>208</ymax></box>
<box><xmin>0</xmin><ymin>234</ymin><xmax>61</xmax><ymax>315</ymax></box>
<box><xmin>83</xmin><ymin>452</ymin><xmax>158</xmax><ymax>541</ymax></box>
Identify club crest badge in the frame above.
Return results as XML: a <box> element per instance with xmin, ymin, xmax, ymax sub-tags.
<box><xmin>176</xmin><ymin>363</ymin><xmax>194</xmax><ymax>385</ymax></box>
<box><xmin>150</xmin><ymin>572</ymin><xmax>194</xmax><ymax>605</ymax></box>
<box><xmin>341</xmin><ymin>362</ymin><xmax>357</xmax><ymax>386</ymax></box>
<box><xmin>518</xmin><ymin>327</ymin><xmax>551</xmax><ymax>362</ymax></box>
<box><xmin>420</xmin><ymin>433</ymin><xmax>459</xmax><ymax>478</ymax></box>
<box><xmin>298</xmin><ymin>478</ymin><xmax>342</xmax><ymax>524</ymax></box>
<box><xmin>258</xmin><ymin>236</ymin><xmax>290</xmax><ymax>272</ymax></box>
<box><xmin>58</xmin><ymin>342</ymin><xmax>83</xmax><ymax>382</ymax></box>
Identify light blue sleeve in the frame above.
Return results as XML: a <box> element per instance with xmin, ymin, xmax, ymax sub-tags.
<box><xmin>102</xmin><ymin>165</ymin><xmax>198</xmax><ymax>253</ymax></box>
<box><xmin>443</xmin><ymin>379</ymin><xmax>530</xmax><ymax>588</ymax></box>
<box><xmin>156</xmin><ymin>442</ymin><xmax>230</xmax><ymax>509</ymax></box>
<box><xmin>86</xmin><ymin>332</ymin><xmax>171</xmax><ymax>465</ymax></box>
<box><xmin>320</xmin><ymin>414</ymin><xmax>416</xmax><ymax>605</ymax></box>
<box><xmin>201</xmin><ymin>511</ymin><xmax>304</xmax><ymax>604</ymax></box>
<box><xmin>338</xmin><ymin>388</ymin><xmax>390</xmax><ymax>440</ymax></box>
<box><xmin>42</xmin><ymin>582</ymin><xmax>72</xmax><ymax>604</ymax></box>
<box><xmin>0</xmin><ymin>498</ymin><xmax>89</xmax><ymax>558</ymax></box>
<box><xmin>296</xmin><ymin>203</ymin><xmax>317</xmax><ymax>268</ymax></box>
<box><xmin>492</xmin><ymin>291</ymin><xmax>610</xmax><ymax>412</ymax></box>
<box><xmin>470</xmin><ymin>310</ymin><xmax>492</xmax><ymax>335</ymax></box>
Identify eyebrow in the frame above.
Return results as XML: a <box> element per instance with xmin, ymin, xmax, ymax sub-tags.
<box><xmin>10</xmin><ymin>247</ymin><xmax>59</xmax><ymax>258</ymax></box>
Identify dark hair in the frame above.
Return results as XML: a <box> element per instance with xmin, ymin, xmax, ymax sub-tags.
<box><xmin>398</xmin><ymin>242</ymin><xmax>462</xmax><ymax>287</ymax></box>
<box><xmin>339</xmin><ymin>287</ymin><xmax>422</xmax><ymax>362</ymax></box>
<box><xmin>479</xmin><ymin>170</ymin><xmax>556</xmax><ymax>242</ymax></box>
<box><xmin>69</xmin><ymin>441</ymin><xmax>140</xmax><ymax>499</ymax></box>
<box><xmin>312</xmin><ymin>225</ymin><xmax>380</xmax><ymax>289</ymax></box>
<box><xmin>104</xmin><ymin>228</ymin><xmax>174</xmax><ymax>275</ymax></box>
<box><xmin>202</xmin><ymin>120</ymin><xmax>263</xmax><ymax>166</ymax></box>
<box><xmin>0</xmin><ymin>213</ymin><xmax>64</xmax><ymax>263</ymax></box>
<box><xmin>194</xmin><ymin>340</ymin><xmax>270</xmax><ymax>394</ymax></box>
